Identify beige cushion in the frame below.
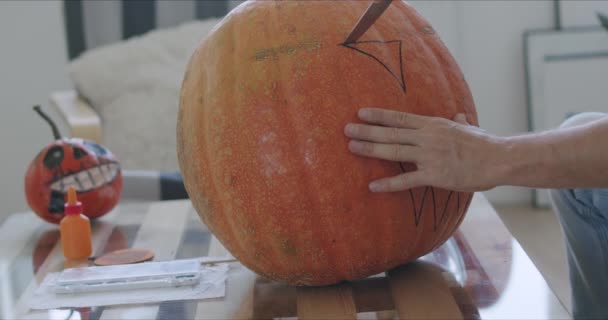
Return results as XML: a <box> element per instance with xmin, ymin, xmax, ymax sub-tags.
<box><xmin>69</xmin><ymin>19</ymin><xmax>221</xmax><ymax>171</ymax></box>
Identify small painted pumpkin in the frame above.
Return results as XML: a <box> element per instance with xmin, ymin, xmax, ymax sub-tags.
<box><xmin>25</xmin><ymin>106</ymin><xmax>122</xmax><ymax>224</ymax></box>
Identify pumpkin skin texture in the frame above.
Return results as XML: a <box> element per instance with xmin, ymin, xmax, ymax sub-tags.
<box><xmin>25</xmin><ymin>138</ymin><xmax>122</xmax><ymax>224</ymax></box>
<box><xmin>178</xmin><ymin>0</ymin><xmax>478</xmax><ymax>285</ymax></box>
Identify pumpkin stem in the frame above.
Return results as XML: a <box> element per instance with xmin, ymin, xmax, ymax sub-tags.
<box><xmin>33</xmin><ymin>105</ymin><xmax>62</xmax><ymax>140</ymax></box>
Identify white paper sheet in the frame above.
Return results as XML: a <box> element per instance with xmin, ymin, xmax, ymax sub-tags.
<box><xmin>28</xmin><ymin>258</ymin><xmax>230</xmax><ymax>310</ymax></box>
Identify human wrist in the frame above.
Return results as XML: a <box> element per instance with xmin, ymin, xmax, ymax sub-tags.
<box><xmin>491</xmin><ymin>134</ymin><xmax>550</xmax><ymax>188</ymax></box>
<box><xmin>480</xmin><ymin>135</ymin><xmax>513</xmax><ymax>189</ymax></box>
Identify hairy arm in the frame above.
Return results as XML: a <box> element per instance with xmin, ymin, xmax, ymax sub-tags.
<box><xmin>344</xmin><ymin>108</ymin><xmax>608</xmax><ymax>192</ymax></box>
<box><xmin>500</xmin><ymin>116</ymin><xmax>608</xmax><ymax>189</ymax></box>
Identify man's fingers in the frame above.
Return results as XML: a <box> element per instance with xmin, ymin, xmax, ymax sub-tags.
<box><xmin>358</xmin><ymin>108</ymin><xmax>427</xmax><ymax>129</ymax></box>
<box><xmin>348</xmin><ymin>141</ymin><xmax>420</xmax><ymax>162</ymax></box>
<box><xmin>344</xmin><ymin>123</ymin><xmax>419</xmax><ymax>144</ymax></box>
<box><xmin>369</xmin><ymin>171</ymin><xmax>428</xmax><ymax>192</ymax></box>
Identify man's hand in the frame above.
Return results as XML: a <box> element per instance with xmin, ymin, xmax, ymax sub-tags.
<box><xmin>345</xmin><ymin>108</ymin><xmax>505</xmax><ymax>192</ymax></box>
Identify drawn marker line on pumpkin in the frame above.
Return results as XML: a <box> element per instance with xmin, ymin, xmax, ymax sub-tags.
<box><xmin>340</xmin><ymin>40</ymin><xmax>406</xmax><ymax>92</ymax></box>
<box><xmin>400</xmin><ymin>162</ymin><xmax>427</xmax><ymax>228</ymax></box>
<box><xmin>407</xmin><ymin>185</ymin><xmax>439</xmax><ymax>230</ymax></box>
<box><xmin>409</xmin><ymin>186</ymin><xmax>432</xmax><ymax>229</ymax></box>
<box><xmin>399</xmin><ymin>162</ymin><xmax>462</xmax><ymax>231</ymax></box>
<box><xmin>430</xmin><ymin>187</ymin><xmax>437</xmax><ymax>231</ymax></box>
<box><xmin>440</xmin><ymin>191</ymin><xmax>455</xmax><ymax>224</ymax></box>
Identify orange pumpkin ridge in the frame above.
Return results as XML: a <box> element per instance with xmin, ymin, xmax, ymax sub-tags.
<box><xmin>178</xmin><ymin>0</ymin><xmax>478</xmax><ymax>285</ymax></box>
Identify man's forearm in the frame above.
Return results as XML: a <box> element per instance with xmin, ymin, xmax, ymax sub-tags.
<box><xmin>495</xmin><ymin>116</ymin><xmax>608</xmax><ymax>189</ymax></box>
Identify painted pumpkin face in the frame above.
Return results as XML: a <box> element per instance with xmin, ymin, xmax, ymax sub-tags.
<box><xmin>25</xmin><ymin>138</ymin><xmax>122</xmax><ymax>224</ymax></box>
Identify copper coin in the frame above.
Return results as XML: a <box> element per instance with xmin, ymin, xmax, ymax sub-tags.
<box><xmin>94</xmin><ymin>248</ymin><xmax>155</xmax><ymax>266</ymax></box>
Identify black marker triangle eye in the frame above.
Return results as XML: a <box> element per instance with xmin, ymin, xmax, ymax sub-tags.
<box><xmin>43</xmin><ymin>146</ymin><xmax>64</xmax><ymax>169</ymax></box>
<box><xmin>73</xmin><ymin>147</ymin><xmax>88</xmax><ymax>159</ymax></box>
<box><xmin>342</xmin><ymin>40</ymin><xmax>406</xmax><ymax>92</ymax></box>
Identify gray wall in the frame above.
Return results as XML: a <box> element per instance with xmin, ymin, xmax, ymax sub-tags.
<box><xmin>0</xmin><ymin>0</ymin><xmax>72</xmax><ymax>220</ymax></box>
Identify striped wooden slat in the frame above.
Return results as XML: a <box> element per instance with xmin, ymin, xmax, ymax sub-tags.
<box><xmin>98</xmin><ymin>200</ymin><xmax>191</xmax><ymax>320</ymax></box>
<box><xmin>388</xmin><ymin>263</ymin><xmax>463</xmax><ymax>320</ymax></box>
<box><xmin>121</xmin><ymin>0</ymin><xmax>156</xmax><ymax>40</ymax></box>
<box><xmin>351</xmin><ymin>277</ymin><xmax>393</xmax><ymax>313</ymax></box>
<box><xmin>251</xmin><ymin>279</ymin><xmax>297</xmax><ymax>319</ymax></box>
<box><xmin>296</xmin><ymin>284</ymin><xmax>357</xmax><ymax>320</ymax></box>
<box><xmin>81</xmin><ymin>0</ymin><xmax>122</xmax><ymax>51</ymax></box>
<box><xmin>156</xmin><ymin>0</ymin><xmax>196</xmax><ymax>29</ymax></box>
<box><xmin>63</xmin><ymin>0</ymin><xmax>86</xmax><ymax>59</ymax></box>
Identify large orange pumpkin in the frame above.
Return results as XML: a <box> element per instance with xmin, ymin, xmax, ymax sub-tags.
<box><xmin>178</xmin><ymin>0</ymin><xmax>478</xmax><ymax>285</ymax></box>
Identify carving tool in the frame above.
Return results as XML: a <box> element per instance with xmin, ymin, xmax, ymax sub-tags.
<box><xmin>344</xmin><ymin>0</ymin><xmax>393</xmax><ymax>44</ymax></box>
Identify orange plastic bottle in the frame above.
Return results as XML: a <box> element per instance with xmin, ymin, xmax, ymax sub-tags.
<box><xmin>60</xmin><ymin>186</ymin><xmax>92</xmax><ymax>260</ymax></box>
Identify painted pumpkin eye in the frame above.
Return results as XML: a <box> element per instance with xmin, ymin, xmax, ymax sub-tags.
<box><xmin>85</xmin><ymin>142</ymin><xmax>107</xmax><ymax>156</ymax></box>
<box><xmin>43</xmin><ymin>146</ymin><xmax>64</xmax><ymax>169</ymax></box>
<box><xmin>73</xmin><ymin>147</ymin><xmax>88</xmax><ymax>159</ymax></box>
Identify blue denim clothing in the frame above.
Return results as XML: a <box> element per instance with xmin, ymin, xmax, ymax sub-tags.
<box><xmin>549</xmin><ymin>112</ymin><xmax>608</xmax><ymax>319</ymax></box>
<box><xmin>551</xmin><ymin>188</ymin><xmax>608</xmax><ymax>319</ymax></box>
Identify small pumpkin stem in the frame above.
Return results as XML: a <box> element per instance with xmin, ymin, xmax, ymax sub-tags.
<box><xmin>33</xmin><ymin>105</ymin><xmax>62</xmax><ymax>140</ymax></box>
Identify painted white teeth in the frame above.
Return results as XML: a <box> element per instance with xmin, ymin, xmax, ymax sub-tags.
<box><xmin>49</xmin><ymin>163</ymin><xmax>119</xmax><ymax>193</ymax></box>
<box><xmin>109</xmin><ymin>164</ymin><xmax>119</xmax><ymax>179</ymax></box>
<box><xmin>62</xmin><ymin>175</ymin><xmax>77</xmax><ymax>186</ymax></box>
<box><xmin>60</xmin><ymin>175</ymin><xmax>79</xmax><ymax>193</ymax></box>
<box><xmin>62</xmin><ymin>182</ymin><xmax>79</xmax><ymax>193</ymax></box>
<box><xmin>100</xmin><ymin>164</ymin><xmax>112</xmax><ymax>181</ymax></box>
<box><xmin>77</xmin><ymin>171</ymin><xmax>93</xmax><ymax>190</ymax></box>
<box><xmin>90</xmin><ymin>166</ymin><xmax>104</xmax><ymax>188</ymax></box>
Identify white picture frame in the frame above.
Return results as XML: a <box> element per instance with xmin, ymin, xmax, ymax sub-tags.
<box><xmin>558</xmin><ymin>0</ymin><xmax>608</xmax><ymax>28</ymax></box>
<box><xmin>524</xmin><ymin>27</ymin><xmax>608</xmax><ymax>207</ymax></box>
